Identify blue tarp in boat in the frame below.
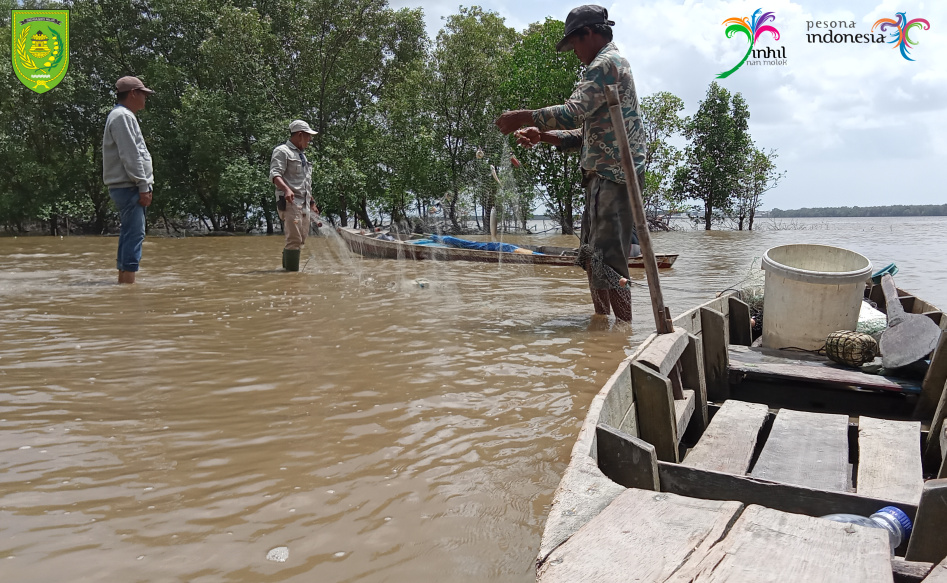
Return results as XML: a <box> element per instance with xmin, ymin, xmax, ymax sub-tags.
<box><xmin>430</xmin><ymin>235</ymin><xmax>539</xmax><ymax>254</ymax></box>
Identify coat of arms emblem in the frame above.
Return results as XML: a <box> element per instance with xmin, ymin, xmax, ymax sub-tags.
<box><xmin>12</xmin><ymin>10</ymin><xmax>70</xmax><ymax>93</ymax></box>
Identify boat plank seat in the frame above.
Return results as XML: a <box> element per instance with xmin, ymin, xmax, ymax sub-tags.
<box><xmin>681</xmin><ymin>400</ymin><xmax>769</xmax><ymax>474</ymax></box>
<box><xmin>672</xmin><ymin>504</ymin><xmax>894</xmax><ymax>582</ymax></box>
<box><xmin>674</xmin><ymin>390</ymin><xmax>695</xmax><ymax>441</ymax></box>
<box><xmin>750</xmin><ymin>408</ymin><xmax>851</xmax><ymax>492</ymax></box>
<box><xmin>536</xmin><ymin>488</ymin><xmax>743</xmax><ymax>583</ymax></box>
<box><xmin>922</xmin><ymin>557</ymin><xmax>947</xmax><ymax>582</ymax></box>
<box><xmin>728</xmin><ymin>345</ymin><xmax>909</xmax><ymax>392</ymax></box>
<box><xmin>539</xmin><ymin>488</ymin><xmax>895</xmax><ymax>583</ymax></box>
<box><xmin>856</xmin><ymin>416</ymin><xmax>923</xmax><ymax>506</ymax></box>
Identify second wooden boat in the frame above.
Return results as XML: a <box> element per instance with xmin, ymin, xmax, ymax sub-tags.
<box><xmin>336</xmin><ymin>227</ymin><xmax>678</xmax><ymax>269</ymax></box>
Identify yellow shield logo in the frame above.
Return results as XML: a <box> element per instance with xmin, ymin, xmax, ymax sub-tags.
<box><xmin>12</xmin><ymin>10</ymin><xmax>70</xmax><ymax>93</ymax></box>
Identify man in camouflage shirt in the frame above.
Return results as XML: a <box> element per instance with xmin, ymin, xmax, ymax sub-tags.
<box><xmin>496</xmin><ymin>5</ymin><xmax>645</xmax><ymax>323</ymax></box>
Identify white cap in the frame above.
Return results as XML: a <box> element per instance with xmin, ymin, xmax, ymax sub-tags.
<box><xmin>289</xmin><ymin>120</ymin><xmax>318</xmax><ymax>135</ymax></box>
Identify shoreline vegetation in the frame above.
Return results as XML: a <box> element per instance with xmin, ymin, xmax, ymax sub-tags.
<box><xmin>768</xmin><ymin>204</ymin><xmax>947</xmax><ymax>218</ymax></box>
<box><xmin>2</xmin><ymin>3</ymin><xmax>778</xmax><ymax>237</ymax></box>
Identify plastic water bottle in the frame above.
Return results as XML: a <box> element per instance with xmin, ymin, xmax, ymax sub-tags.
<box><xmin>821</xmin><ymin>506</ymin><xmax>913</xmax><ymax>553</ymax></box>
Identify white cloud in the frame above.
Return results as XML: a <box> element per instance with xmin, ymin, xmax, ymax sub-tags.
<box><xmin>391</xmin><ymin>0</ymin><xmax>947</xmax><ymax>209</ymax></box>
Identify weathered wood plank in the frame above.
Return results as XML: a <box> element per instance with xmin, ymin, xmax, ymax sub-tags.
<box><xmin>906</xmin><ymin>479</ymin><xmax>947</xmax><ymax>564</ymax></box>
<box><xmin>670</xmin><ymin>504</ymin><xmax>893</xmax><ymax>583</ymax></box>
<box><xmin>631</xmin><ymin>361</ymin><xmax>679</xmax><ymax>462</ymax></box>
<box><xmin>729</xmin><ymin>345</ymin><xmax>907</xmax><ymax>392</ymax></box>
<box><xmin>893</xmin><ymin>558</ymin><xmax>935</xmax><ymax>583</ymax></box>
<box><xmin>596</xmin><ymin>423</ymin><xmax>659</xmax><ymax>491</ymax></box>
<box><xmin>924</xmin><ymin>312</ymin><xmax>944</xmax><ymax>327</ymax></box>
<box><xmin>682</xmin><ymin>400</ymin><xmax>770</xmax><ymax>475</ymax></box>
<box><xmin>729</xmin><ymin>296</ymin><xmax>753</xmax><ymax>347</ymax></box>
<box><xmin>856</xmin><ymin>416</ymin><xmax>923</xmax><ymax>506</ymax></box>
<box><xmin>598</xmin><ymin>359</ymin><xmax>636</xmax><ymax>436</ymax></box>
<box><xmin>700</xmin><ymin>307</ymin><xmax>730</xmax><ymax>402</ymax></box>
<box><xmin>681</xmin><ymin>333</ymin><xmax>709</xmax><ymax>431</ymax></box>
<box><xmin>901</xmin><ymin>295</ymin><xmax>918</xmax><ymax>314</ymax></box>
<box><xmin>940</xmin><ymin>424</ymin><xmax>947</xmax><ymax>479</ymax></box>
<box><xmin>675</xmin><ymin>390</ymin><xmax>696</xmax><ymax>440</ymax></box>
<box><xmin>671</xmin><ymin>292</ymin><xmax>734</xmax><ymax>336</ymax></box>
<box><xmin>915</xmin><ymin>332</ymin><xmax>947</xmax><ymax>420</ymax></box>
<box><xmin>921</xmin><ymin>557</ymin><xmax>947</xmax><ymax>583</ymax></box>
<box><xmin>638</xmin><ymin>328</ymin><xmax>689</xmax><ymax>377</ymax></box>
<box><xmin>537</xmin><ymin>488</ymin><xmax>743</xmax><ymax>583</ymax></box>
<box><xmin>750</xmin><ymin>408</ymin><xmax>851</xmax><ymax>492</ymax></box>
<box><xmin>658</xmin><ymin>461</ymin><xmax>917</xmax><ymax>520</ymax></box>
<box><xmin>537</xmin><ymin>454</ymin><xmax>626</xmax><ymax>566</ymax></box>
<box><xmin>923</xmin><ymin>375</ymin><xmax>947</xmax><ymax>472</ymax></box>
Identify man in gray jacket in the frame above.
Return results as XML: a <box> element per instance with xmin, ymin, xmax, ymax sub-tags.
<box><xmin>102</xmin><ymin>76</ymin><xmax>154</xmax><ymax>284</ymax></box>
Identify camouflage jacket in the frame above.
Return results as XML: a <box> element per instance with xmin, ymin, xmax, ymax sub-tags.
<box><xmin>532</xmin><ymin>42</ymin><xmax>646</xmax><ymax>184</ymax></box>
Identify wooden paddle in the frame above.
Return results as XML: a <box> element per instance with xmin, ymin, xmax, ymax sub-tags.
<box><xmin>879</xmin><ymin>274</ymin><xmax>942</xmax><ymax>368</ymax></box>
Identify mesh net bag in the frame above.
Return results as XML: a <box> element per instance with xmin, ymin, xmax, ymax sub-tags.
<box><xmin>574</xmin><ymin>244</ymin><xmax>625</xmax><ymax>289</ymax></box>
<box><xmin>825</xmin><ymin>330</ymin><xmax>879</xmax><ymax>368</ymax></box>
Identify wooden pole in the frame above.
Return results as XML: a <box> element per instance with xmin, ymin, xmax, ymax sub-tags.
<box><xmin>604</xmin><ymin>84</ymin><xmax>672</xmax><ymax>334</ymax></box>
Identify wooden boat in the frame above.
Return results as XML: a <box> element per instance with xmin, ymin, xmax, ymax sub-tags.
<box><xmin>336</xmin><ymin>227</ymin><xmax>678</xmax><ymax>268</ymax></box>
<box><xmin>537</xmin><ymin>282</ymin><xmax>947</xmax><ymax>582</ymax></box>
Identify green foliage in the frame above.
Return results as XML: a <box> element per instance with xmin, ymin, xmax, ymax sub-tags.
<box><xmin>640</xmin><ymin>91</ymin><xmax>688</xmax><ymax>225</ymax></box>
<box><xmin>673</xmin><ymin>82</ymin><xmax>751</xmax><ymax>230</ymax></box>
<box><xmin>0</xmin><ymin>2</ymin><xmax>778</xmax><ymax>235</ymax></box>
<box><xmin>499</xmin><ymin>18</ymin><xmax>582</xmax><ymax>234</ymax></box>
<box><xmin>426</xmin><ymin>6</ymin><xmax>518</xmax><ymax>231</ymax></box>
<box><xmin>733</xmin><ymin>146</ymin><xmax>783</xmax><ymax>230</ymax></box>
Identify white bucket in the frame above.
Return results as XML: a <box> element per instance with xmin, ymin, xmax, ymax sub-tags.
<box><xmin>761</xmin><ymin>244</ymin><xmax>872</xmax><ymax>350</ymax></box>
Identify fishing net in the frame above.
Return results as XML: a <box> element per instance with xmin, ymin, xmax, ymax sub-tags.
<box><xmin>574</xmin><ymin>244</ymin><xmax>625</xmax><ymax>289</ymax></box>
<box><xmin>824</xmin><ymin>330</ymin><xmax>879</xmax><ymax>368</ymax></box>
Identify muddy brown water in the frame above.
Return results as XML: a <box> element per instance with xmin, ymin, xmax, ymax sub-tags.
<box><xmin>2</xmin><ymin>217</ymin><xmax>945</xmax><ymax>582</ymax></box>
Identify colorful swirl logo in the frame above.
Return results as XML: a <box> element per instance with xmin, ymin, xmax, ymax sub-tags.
<box><xmin>718</xmin><ymin>8</ymin><xmax>780</xmax><ymax>78</ymax></box>
<box><xmin>872</xmin><ymin>13</ymin><xmax>930</xmax><ymax>61</ymax></box>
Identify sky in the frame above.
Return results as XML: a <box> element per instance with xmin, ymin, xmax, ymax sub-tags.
<box><xmin>390</xmin><ymin>0</ymin><xmax>946</xmax><ymax>210</ymax></box>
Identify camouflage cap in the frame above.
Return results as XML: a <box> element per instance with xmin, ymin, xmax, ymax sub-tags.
<box><xmin>557</xmin><ymin>5</ymin><xmax>615</xmax><ymax>52</ymax></box>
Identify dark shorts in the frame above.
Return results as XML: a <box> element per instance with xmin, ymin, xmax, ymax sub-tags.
<box><xmin>580</xmin><ymin>173</ymin><xmax>641</xmax><ymax>289</ymax></box>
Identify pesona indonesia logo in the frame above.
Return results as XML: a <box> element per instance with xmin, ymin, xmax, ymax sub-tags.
<box><xmin>872</xmin><ymin>13</ymin><xmax>931</xmax><ymax>61</ymax></box>
<box><xmin>806</xmin><ymin>12</ymin><xmax>931</xmax><ymax>62</ymax></box>
<box><xmin>718</xmin><ymin>9</ymin><xmax>782</xmax><ymax>78</ymax></box>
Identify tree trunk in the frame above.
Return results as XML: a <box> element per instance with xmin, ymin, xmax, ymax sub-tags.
<box><xmin>563</xmin><ymin>197</ymin><xmax>575</xmax><ymax>235</ymax></box>
<box><xmin>261</xmin><ymin>195</ymin><xmax>274</xmax><ymax>235</ymax></box>
<box><xmin>704</xmin><ymin>202</ymin><xmax>712</xmax><ymax>231</ymax></box>
<box><xmin>748</xmin><ymin>207</ymin><xmax>756</xmax><ymax>231</ymax></box>
<box><xmin>357</xmin><ymin>197</ymin><xmax>373</xmax><ymax>230</ymax></box>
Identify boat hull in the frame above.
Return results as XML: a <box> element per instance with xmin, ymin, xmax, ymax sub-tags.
<box><xmin>537</xmin><ymin>286</ymin><xmax>947</xmax><ymax>580</ymax></box>
<box><xmin>337</xmin><ymin>227</ymin><xmax>678</xmax><ymax>268</ymax></box>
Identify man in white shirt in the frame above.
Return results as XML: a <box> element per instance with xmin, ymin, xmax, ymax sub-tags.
<box><xmin>270</xmin><ymin>120</ymin><xmax>319</xmax><ymax>271</ymax></box>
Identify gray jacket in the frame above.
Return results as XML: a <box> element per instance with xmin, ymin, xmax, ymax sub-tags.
<box><xmin>102</xmin><ymin>105</ymin><xmax>154</xmax><ymax>193</ymax></box>
<box><xmin>269</xmin><ymin>141</ymin><xmax>312</xmax><ymax>207</ymax></box>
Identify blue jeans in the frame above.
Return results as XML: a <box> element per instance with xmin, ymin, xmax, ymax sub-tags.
<box><xmin>109</xmin><ymin>186</ymin><xmax>147</xmax><ymax>272</ymax></box>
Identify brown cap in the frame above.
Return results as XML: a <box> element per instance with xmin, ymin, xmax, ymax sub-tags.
<box><xmin>115</xmin><ymin>76</ymin><xmax>155</xmax><ymax>94</ymax></box>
